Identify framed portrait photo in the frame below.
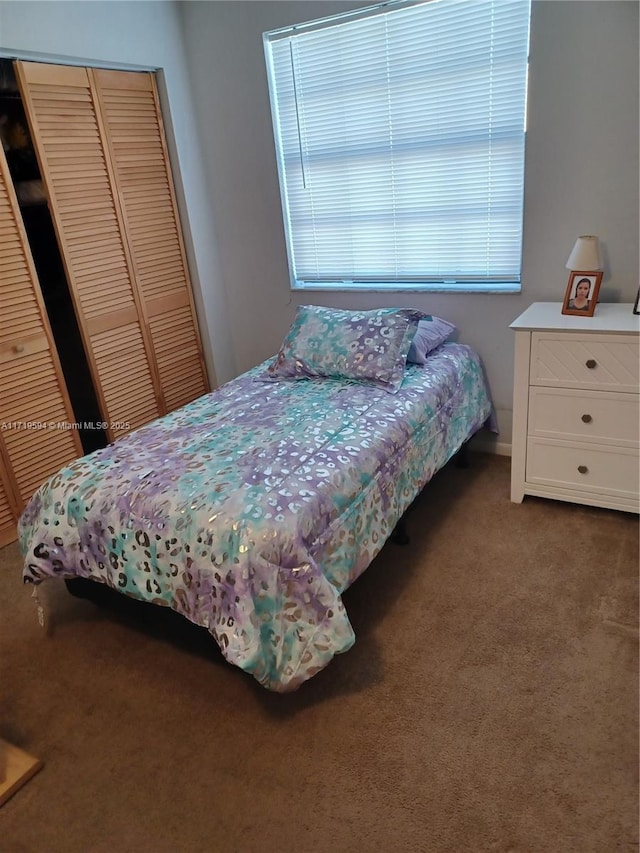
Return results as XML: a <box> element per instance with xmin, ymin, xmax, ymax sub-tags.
<box><xmin>562</xmin><ymin>271</ymin><xmax>603</xmax><ymax>317</ymax></box>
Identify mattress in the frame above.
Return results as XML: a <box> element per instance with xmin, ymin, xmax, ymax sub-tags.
<box><xmin>20</xmin><ymin>342</ymin><xmax>492</xmax><ymax>691</ymax></box>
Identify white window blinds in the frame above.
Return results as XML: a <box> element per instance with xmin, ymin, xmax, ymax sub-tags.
<box><xmin>264</xmin><ymin>0</ymin><xmax>531</xmax><ymax>291</ymax></box>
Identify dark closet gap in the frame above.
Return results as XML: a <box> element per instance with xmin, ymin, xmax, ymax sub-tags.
<box><xmin>0</xmin><ymin>59</ymin><xmax>107</xmax><ymax>455</ymax></box>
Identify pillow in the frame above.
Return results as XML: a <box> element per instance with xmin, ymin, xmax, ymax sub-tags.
<box><xmin>406</xmin><ymin>316</ymin><xmax>457</xmax><ymax>365</ymax></box>
<box><xmin>263</xmin><ymin>305</ymin><xmax>426</xmax><ymax>393</ymax></box>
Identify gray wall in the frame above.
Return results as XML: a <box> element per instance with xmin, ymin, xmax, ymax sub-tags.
<box><xmin>179</xmin><ymin>0</ymin><xmax>639</xmax><ymax>445</ymax></box>
<box><xmin>1</xmin><ymin>1</ymin><xmax>638</xmax><ymax>447</ymax></box>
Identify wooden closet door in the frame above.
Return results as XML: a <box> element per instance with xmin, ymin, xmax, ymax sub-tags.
<box><xmin>91</xmin><ymin>69</ymin><xmax>209</xmax><ymax>411</ymax></box>
<box><xmin>15</xmin><ymin>61</ymin><xmax>164</xmax><ymax>441</ymax></box>
<box><xmin>0</xmin><ymin>142</ymin><xmax>83</xmax><ymax>545</ymax></box>
<box><xmin>0</xmin><ymin>450</ymin><xmax>20</xmax><ymax>548</ymax></box>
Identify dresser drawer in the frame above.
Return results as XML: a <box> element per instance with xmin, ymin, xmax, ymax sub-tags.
<box><xmin>529</xmin><ymin>387</ymin><xmax>639</xmax><ymax>447</ymax></box>
<box><xmin>530</xmin><ymin>333</ymin><xmax>639</xmax><ymax>391</ymax></box>
<box><xmin>526</xmin><ymin>438</ymin><xmax>639</xmax><ymax>500</ymax></box>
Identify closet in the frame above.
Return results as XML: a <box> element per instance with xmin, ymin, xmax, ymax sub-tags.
<box><xmin>0</xmin><ymin>59</ymin><xmax>209</xmax><ymax>546</ymax></box>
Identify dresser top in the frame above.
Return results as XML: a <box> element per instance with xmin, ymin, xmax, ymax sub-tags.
<box><xmin>510</xmin><ymin>302</ymin><xmax>640</xmax><ymax>334</ymax></box>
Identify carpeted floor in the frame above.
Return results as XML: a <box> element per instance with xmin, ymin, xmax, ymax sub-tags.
<box><xmin>0</xmin><ymin>453</ymin><xmax>637</xmax><ymax>853</ymax></box>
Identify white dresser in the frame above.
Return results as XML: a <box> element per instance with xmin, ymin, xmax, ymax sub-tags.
<box><xmin>510</xmin><ymin>302</ymin><xmax>640</xmax><ymax>513</ymax></box>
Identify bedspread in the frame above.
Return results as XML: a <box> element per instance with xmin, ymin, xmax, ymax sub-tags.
<box><xmin>20</xmin><ymin>343</ymin><xmax>492</xmax><ymax>691</ymax></box>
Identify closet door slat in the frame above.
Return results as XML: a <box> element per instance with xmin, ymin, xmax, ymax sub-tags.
<box><xmin>0</xmin><ymin>464</ymin><xmax>18</xmax><ymax>547</ymax></box>
<box><xmin>16</xmin><ymin>60</ymin><xmax>165</xmax><ymax>441</ymax></box>
<box><xmin>92</xmin><ymin>68</ymin><xmax>209</xmax><ymax>412</ymax></box>
<box><xmin>0</xmin><ymin>144</ymin><xmax>82</xmax><ymax>542</ymax></box>
<box><xmin>148</xmin><ymin>306</ymin><xmax>206</xmax><ymax>412</ymax></box>
<box><xmin>90</xmin><ymin>324</ymin><xmax>158</xmax><ymax>434</ymax></box>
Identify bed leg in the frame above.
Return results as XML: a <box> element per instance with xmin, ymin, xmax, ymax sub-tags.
<box><xmin>391</xmin><ymin>518</ymin><xmax>410</xmax><ymax>546</ymax></box>
<box><xmin>453</xmin><ymin>444</ymin><xmax>470</xmax><ymax>469</ymax></box>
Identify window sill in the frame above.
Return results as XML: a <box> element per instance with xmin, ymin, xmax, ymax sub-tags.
<box><xmin>291</xmin><ymin>282</ymin><xmax>522</xmax><ymax>295</ymax></box>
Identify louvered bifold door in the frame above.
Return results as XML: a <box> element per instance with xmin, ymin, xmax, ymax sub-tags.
<box><xmin>0</xmin><ymin>142</ymin><xmax>83</xmax><ymax>544</ymax></box>
<box><xmin>15</xmin><ymin>61</ymin><xmax>164</xmax><ymax>441</ymax></box>
<box><xmin>91</xmin><ymin>69</ymin><xmax>209</xmax><ymax>411</ymax></box>
<box><xmin>0</xmin><ymin>454</ymin><xmax>19</xmax><ymax>547</ymax></box>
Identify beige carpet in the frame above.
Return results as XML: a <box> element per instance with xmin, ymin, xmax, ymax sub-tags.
<box><xmin>0</xmin><ymin>454</ymin><xmax>637</xmax><ymax>853</ymax></box>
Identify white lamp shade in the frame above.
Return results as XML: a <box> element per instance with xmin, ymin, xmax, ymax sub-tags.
<box><xmin>566</xmin><ymin>235</ymin><xmax>603</xmax><ymax>271</ymax></box>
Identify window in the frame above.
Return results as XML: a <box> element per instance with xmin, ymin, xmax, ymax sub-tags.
<box><xmin>263</xmin><ymin>0</ymin><xmax>531</xmax><ymax>292</ymax></box>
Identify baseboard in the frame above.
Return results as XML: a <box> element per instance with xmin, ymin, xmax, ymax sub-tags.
<box><xmin>468</xmin><ymin>436</ymin><xmax>512</xmax><ymax>457</ymax></box>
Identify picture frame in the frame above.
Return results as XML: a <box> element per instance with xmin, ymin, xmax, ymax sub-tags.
<box><xmin>633</xmin><ymin>288</ymin><xmax>640</xmax><ymax>315</ymax></box>
<box><xmin>561</xmin><ymin>271</ymin><xmax>603</xmax><ymax>317</ymax></box>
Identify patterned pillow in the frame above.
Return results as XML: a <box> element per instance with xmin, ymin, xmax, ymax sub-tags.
<box><xmin>406</xmin><ymin>316</ymin><xmax>457</xmax><ymax>365</ymax></box>
<box><xmin>263</xmin><ymin>305</ymin><xmax>426</xmax><ymax>393</ymax></box>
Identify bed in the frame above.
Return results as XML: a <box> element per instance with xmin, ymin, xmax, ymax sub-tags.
<box><xmin>19</xmin><ymin>306</ymin><xmax>492</xmax><ymax>691</ymax></box>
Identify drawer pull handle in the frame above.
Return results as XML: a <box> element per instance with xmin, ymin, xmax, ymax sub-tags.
<box><xmin>577</xmin><ymin>465</ymin><xmax>589</xmax><ymax>474</ymax></box>
<box><xmin>585</xmin><ymin>359</ymin><xmax>597</xmax><ymax>369</ymax></box>
<box><xmin>12</xmin><ymin>344</ymin><xmax>25</xmax><ymax>354</ymax></box>
<box><xmin>581</xmin><ymin>414</ymin><xmax>592</xmax><ymax>423</ymax></box>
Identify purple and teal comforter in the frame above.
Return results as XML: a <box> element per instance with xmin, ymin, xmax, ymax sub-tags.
<box><xmin>20</xmin><ymin>343</ymin><xmax>492</xmax><ymax>691</ymax></box>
